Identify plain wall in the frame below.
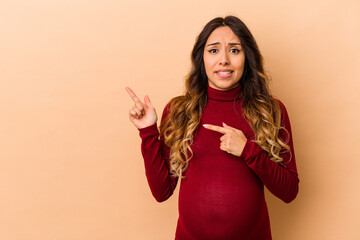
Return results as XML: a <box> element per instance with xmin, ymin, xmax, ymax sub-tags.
<box><xmin>1</xmin><ymin>0</ymin><xmax>359</xmax><ymax>239</ymax></box>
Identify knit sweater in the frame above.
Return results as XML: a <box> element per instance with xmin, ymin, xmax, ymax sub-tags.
<box><xmin>138</xmin><ymin>84</ymin><xmax>299</xmax><ymax>240</ymax></box>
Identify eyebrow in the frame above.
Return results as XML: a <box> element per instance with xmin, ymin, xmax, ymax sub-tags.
<box><xmin>206</xmin><ymin>42</ymin><xmax>242</xmax><ymax>47</ymax></box>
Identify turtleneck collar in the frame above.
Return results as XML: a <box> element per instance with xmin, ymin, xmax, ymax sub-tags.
<box><xmin>207</xmin><ymin>84</ymin><xmax>242</xmax><ymax>102</ymax></box>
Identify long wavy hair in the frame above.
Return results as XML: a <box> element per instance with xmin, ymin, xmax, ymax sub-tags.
<box><xmin>160</xmin><ymin>16</ymin><xmax>291</xmax><ymax>179</ymax></box>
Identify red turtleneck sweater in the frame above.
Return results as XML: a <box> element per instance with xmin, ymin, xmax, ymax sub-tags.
<box><xmin>138</xmin><ymin>84</ymin><xmax>299</xmax><ymax>240</ymax></box>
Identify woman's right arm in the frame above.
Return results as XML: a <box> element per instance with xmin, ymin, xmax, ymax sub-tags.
<box><xmin>125</xmin><ymin>87</ymin><xmax>178</xmax><ymax>202</ymax></box>
<box><xmin>138</xmin><ymin>103</ymin><xmax>179</xmax><ymax>202</ymax></box>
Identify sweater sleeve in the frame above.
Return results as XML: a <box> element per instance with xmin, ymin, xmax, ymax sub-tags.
<box><xmin>239</xmin><ymin>100</ymin><xmax>299</xmax><ymax>203</ymax></box>
<box><xmin>138</xmin><ymin>103</ymin><xmax>179</xmax><ymax>202</ymax></box>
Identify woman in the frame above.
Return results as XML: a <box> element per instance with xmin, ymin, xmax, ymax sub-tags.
<box><xmin>126</xmin><ymin>15</ymin><xmax>299</xmax><ymax>240</ymax></box>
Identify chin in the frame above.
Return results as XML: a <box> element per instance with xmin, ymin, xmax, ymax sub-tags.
<box><xmin>212</xmin><ymin>81</ymin><xmax>239</xmax><ymax>91</ymax></box>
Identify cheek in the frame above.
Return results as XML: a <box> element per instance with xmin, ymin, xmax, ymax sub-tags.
<box><xmin>234</xmin><ymin>58</ymin><xmax>245</xmax><ymax>72</ymax></box>
<box><xmin>203</xmin><ymin>55</ymin><xmax>215</xmax><ymax>72</ymax></box>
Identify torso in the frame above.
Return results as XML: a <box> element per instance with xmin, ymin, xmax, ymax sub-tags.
<box><xmin>174</xmin><ymin>85</ymin><xmax>272</xmax><ymax>239</ymax></box>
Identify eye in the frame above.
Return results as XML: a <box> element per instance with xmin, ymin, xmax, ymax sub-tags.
<box><xmin>230</xmin><ymin>49</ymin><xmax>240</xmax><ymax>53</ymax></box>
<box><xmin>208</xmin><ymin>49</ymin><xmax>218</xmax><ymax>53</ymax></box>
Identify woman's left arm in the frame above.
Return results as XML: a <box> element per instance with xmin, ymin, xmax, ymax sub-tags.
<box><xmin>203</xmin><ymin>100</ymin><xmax>299</xmax><ymax>203</ymax></box>
<box><xmin>240</xmin><ymin>100</ymin><xmax>299</xmax><ymax>203</ymax></box>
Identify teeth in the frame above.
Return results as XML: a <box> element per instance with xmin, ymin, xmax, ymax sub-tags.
<box><xmin>218</xmin><ymin>71</ymin><xmax>232</xmax><ymax>75</ymax></box>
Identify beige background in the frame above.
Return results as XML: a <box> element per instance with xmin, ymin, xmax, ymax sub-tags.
<box><xmin>1</xmin><ymin>0</ymin><xmax>359</xmax><ymax>239</ymax></box>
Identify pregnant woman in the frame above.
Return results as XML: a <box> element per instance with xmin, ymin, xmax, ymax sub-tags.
<box><xmin>126</xmin><ymin>15</ymin><xmax>299</xmax><ymax>240</ymax></box>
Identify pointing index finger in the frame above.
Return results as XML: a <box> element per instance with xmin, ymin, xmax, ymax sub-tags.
<box><xmin>203</xmin><ymin>124</ymin><xmax>229</xmax><ymax>134</ymax></box>
<box><xmin>125</xmin><ymin>87</ymin><xmax>141</xmax><ymax>103</ymax></box>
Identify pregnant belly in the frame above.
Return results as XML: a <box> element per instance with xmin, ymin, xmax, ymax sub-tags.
<box><xmin>177</xmin><ymin>160</ymin><xmax>266</xmax><ymax>239</ymax></box>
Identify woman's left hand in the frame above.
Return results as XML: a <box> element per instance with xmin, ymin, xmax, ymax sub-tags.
<box><xmin>203</xmin><ymin>122</ymin><xmax>248</xmax><ymax>157</ymax></box>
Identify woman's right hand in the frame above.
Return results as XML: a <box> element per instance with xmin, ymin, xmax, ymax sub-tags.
<box><xmin>125</xmin><ymin>87</ymin><xmax>158</xmax><ymax>129</ymax></box>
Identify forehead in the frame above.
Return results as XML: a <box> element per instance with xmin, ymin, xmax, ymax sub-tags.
<box><xmin>206</xmin><ymin>26</ymin><xmax>241</xmax><ymax>44</ymax></box>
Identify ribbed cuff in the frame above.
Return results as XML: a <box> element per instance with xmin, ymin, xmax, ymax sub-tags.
<box><xmin>138</xmin><ymin>123</ymin><xmax>159</xmax><ymax>138</ymax></box>
<box><xmin>240</xmin><ymin>139</ymin><xmax>252</xmax><ymax>160</ymax></box>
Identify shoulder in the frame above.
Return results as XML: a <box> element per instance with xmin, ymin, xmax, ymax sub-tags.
<box><xmin>165</xmin><ymin>95</ymin><xmax>184</xmax><ymax>109</ymax></box>
<box><xmin>273</xmin><ymin>98</ymin><xmax>286</xmax><ymax>110</ymax></box>
<box><xmin>161</xmin><ymin>95</ymin><xmax>185</xmax><ymax>120</ymax></box>
<box><xmin>273</xmin><ymin>98</ymin><xmax>292</xmax><ymax>127</ymax></box>
<box><xmin>273</xmin><ymin>98</ymin><xmax>289</xmax><ymax>115</ymax></box>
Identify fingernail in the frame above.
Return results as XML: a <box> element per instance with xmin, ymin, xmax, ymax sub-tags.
<box><xmin>203</xmin><ymin>124</ymin><xmax>208</xmax><ymax>127</ymax></box>
<box><xmin>222</xmin><ymin>122</ymin><xmax>227</xmax><ymax>126</ymax></box>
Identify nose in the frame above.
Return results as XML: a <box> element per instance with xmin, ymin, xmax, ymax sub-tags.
<box><xmin>219</xmin><ymin>51</ymin><xmax>230</xmax><ymax>65</ymax></box>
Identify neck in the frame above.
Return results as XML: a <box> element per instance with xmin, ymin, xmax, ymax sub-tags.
<box><xmin>207</xmin><ymin>84</ymin><xmax>242</xmax><ymax>102</ymax></box>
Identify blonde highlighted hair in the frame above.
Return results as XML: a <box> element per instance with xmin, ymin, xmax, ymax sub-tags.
<box><xmin>160</xmin><ymin>16</ymin><xmax>291</xmax><ymax>178</ymax></box>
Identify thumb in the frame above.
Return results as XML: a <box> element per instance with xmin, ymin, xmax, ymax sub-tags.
<box><xmin>144</xmin><ymin>95</ymin><xmax>153</xmax><ymax>108</ymax></box>
<box><xmin>223</xmin><ymin>122</ymin><xmax>244</xmax><ymax>134</ymax></box>
<box><xmin>223</xmin><ymin>122</ymin><xmax>237</xmax><ymax>131</ymax></box>
<box><xmin>222</xmin><ymin>122</ymin><xmax>230</xmax><ymax>128</ymax></box>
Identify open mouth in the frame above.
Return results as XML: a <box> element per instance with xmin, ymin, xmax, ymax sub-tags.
<box><xmin>216</xmin><ymin>71</ymin><xmax>233</xmax><ymax>78</ymax></box>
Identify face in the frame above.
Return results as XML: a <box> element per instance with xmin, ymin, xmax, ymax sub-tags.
<box><xmin>203</xmin><ymin>26</ymin><xmax>245</xmax><ymax>91</ymax></box>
